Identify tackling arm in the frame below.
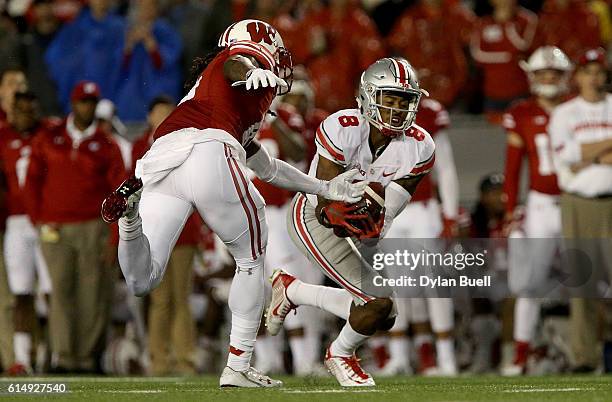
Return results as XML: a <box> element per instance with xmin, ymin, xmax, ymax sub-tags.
<box><xmin>245</xmin><ymin>140</ymin><xmax>365</xmax><ymax>203</ymax></box>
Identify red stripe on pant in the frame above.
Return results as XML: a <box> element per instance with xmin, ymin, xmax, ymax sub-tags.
<box><xmin>229</xmin><ymin>158</ymin><xmax>263</xmax><ymax>256</ymax></box>
<box><xmin>293</xmin><ymin>195</ymin><xmax>372</xmax><ymax>303</ymax></box>
<box><xmin>225</xmin><ymin>145</ymin><xmax>257</xmax><ymax>260</ymax></box>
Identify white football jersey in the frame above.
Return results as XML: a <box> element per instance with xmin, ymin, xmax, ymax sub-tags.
<box><xmin>307</xmin><ymin>108</ymin><xmax>435</xmax><ymax>207</ymax></box>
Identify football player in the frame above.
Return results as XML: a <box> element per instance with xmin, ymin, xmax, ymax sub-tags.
<box><xmin>500</xmin><ymin>46</ymin><xmax>572</xmax><ymax>375</ymax></box>
<box><xmin>0</xmin><ymin>91</ymin><xmax>54</xmax><ymax>374</ymax></box>
<box><xmin>101</xmin><ymin>19</ymin><xmax>366</xmax><ymax>387</ymax></box>
<box><xmin>265</xmin><ymin>57</ymin><xmax>435</xmax><ymax>386</ymax></box>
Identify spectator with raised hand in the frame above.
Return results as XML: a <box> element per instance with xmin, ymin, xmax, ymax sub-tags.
<box><xmin>115</xmin><ymin>0</ymin><xmax>182</xmax><ymax>123</ymax></box>
<box><xmin>470</xmin><ymin>0</ymin><xmax>537</xmax><ymax>123</ymax></box>
<box><xmin>45</xmin><ymin>0</ymin><xmax>125</xmax><ymax>113</ymax></box>
<box><xmin>387</xmin><ymin>0</ymin><xmax>475</xmax><ymax>107</ymax></box>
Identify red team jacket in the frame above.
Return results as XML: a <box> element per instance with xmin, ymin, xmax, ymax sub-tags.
<box><xmin>502</xmin><ymin>98</ymin><xmax>560</xmax><ymax>214</ymax></box>
<box><xmin>471</xmin><ymin>8</ymin><xmax>537</xmax><ymax>101</ymax></box>
<box><xmin>533</xmin><ymin>0</ymin><xmax>602</xmax><ymax>60</ymax></box>
<box><xmin>387</xmin><ymin>2</ymin><xmax>474</xmax><ymax>106</ymax></box>
<box><xmin>291</xmin><ymin>6</ymin><xmax>385</xmax><ymax>112</ymax></box>
<box><xmin>24</xmin><ymin>119</ymin><xmax>125</xmax><ymax>223</ymax></box>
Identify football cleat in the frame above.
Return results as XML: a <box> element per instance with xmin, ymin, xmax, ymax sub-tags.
<box><xmin>265</xmin><ymin>269</ymin><xmax>297</xmax><ymax>336</ymax></box>
<box><xmin>101</xmin><ymin>176</ymin><xmax>143</xmax><ymax>223</ymax></box>
<box><xmin>324</xmin><ymin>347</ymin><xmax>375</xmax><ymax>387</ymax></box>
<box><xmin>219</xmin><ymin>366</ymin><xmax>283</xmax><ymax>388</ymax></box>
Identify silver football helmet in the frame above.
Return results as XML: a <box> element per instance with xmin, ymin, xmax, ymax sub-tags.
<box><xmin>357</xmin><ymin>57</ymin><xmax>428</xmax><ymax>137</ymax></box>
<box><xmin>520</xmin><ymin>46</ymin><xmax>572</xmax><ymax>99</ymax></box>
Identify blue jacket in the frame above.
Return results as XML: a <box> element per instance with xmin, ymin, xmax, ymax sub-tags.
<box><xmin>114</xmin><ymin>20</ymin><xmax>183</xmax><ymax>122</ymax></box>
<box><xmin>45</xmin><ymin>8</ymin><xmax>125</xmax><ymax>111</ymax></box>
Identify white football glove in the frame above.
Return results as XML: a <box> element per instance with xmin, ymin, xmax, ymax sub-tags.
<box><xmin>320</xmin><ymin>169</ymin><xmax>367</xmax><ymax>203</ymax></box>
<box><xmin>244</xmin><ymin>68</ymin><xmax>288</xmax><ymax>92</ymax></box>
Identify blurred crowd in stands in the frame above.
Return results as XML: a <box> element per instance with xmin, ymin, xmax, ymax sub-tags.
<box><xmin>0</xmin><ymin>0</ymin><xmax>610</xmax><ymax>378</ymax></box>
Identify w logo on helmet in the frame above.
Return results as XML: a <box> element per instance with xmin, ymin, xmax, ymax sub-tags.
<box><xmin>246</xmin><ymin>21</ymin><xmax>276</xmax><ymax>45</ymax></box>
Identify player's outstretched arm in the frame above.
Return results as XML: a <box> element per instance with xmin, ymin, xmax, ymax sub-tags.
<box><xmin>224</xmin><ymin>55</ymin><xmax>287</xmax><ymax>92</ymax></box>
<box><xmin>246</xmin><ymin>140</ymin><xmax>365</xmax><ymax>203</ymax></box>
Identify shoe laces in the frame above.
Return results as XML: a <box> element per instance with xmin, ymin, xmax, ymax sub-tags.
<box><xmin>340</xmin><ymin>355</ymin><xmax>370</xmax><ymax>380</ymax></box>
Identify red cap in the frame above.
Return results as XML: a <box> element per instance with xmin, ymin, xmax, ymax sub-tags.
<box><xmin>71</xmin><ymin>81</ymin><xmax>101</xmax><ymax>102</ymax></box>
<box><xmin>577</xmin><ymin>48</ymin><xmax>607</xmax><ymax>68</ymax></box>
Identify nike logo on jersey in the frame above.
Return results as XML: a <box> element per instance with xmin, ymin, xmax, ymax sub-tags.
<box><xmin>382</xmin><ymin>171</ymin><xmax>395</xmax><ymax>177</ymax></box>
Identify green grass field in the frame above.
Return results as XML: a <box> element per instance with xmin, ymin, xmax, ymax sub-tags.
<box><xmin>1</xmin><ymin>375</ymin><xmax>612</xmax><ymax>401</ymax></box>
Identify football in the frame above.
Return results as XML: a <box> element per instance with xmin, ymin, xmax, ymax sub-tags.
<box><xmin>356</xmin><ymin>182</ymin><xmax>385</xmax><ymax>221</ymax></box>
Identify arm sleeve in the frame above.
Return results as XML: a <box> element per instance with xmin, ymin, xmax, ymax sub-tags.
<box><xmin>381</xmin><ymin>181</ymin><xmax>413</xmax><ymax>238</ymax></box>
<box><xmin>246</xmin><ymin>143</ymin><xmax>326</xmax><ymax>195</ymax></box>
<box><xmin>228</xmin><ymin>41</ymin><xmax>275</xmax><ymax>71</ymax></box>
<box><xmin>433</xmin><ymin>130</ymin><xmax>459</xmax><ymax>219</ymax></box>
<box><xmin>23</xmin><ymin>137</ymin><xmax>46</xmax><ymax>223</ymax></box>
<box><xmin>549</xmin><ymin>108</ymin><xmax>581</xmax><ymax>165</ymax></box>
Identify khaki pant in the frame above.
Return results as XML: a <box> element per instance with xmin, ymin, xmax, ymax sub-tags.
<box><xmin>148</xmin><ymin>245</ymin><xmax>196</xmax><ymax>375</ymax></box>
<box><xmin>561</xmin><ymin>193</ymin><xmax>612</xmax><ymax>368</ymax></box>
<box><xmin>40</xmin><ymin>220</ymin><xmax>114</xmax><ymax>370</ymax></box>
<box><xmin>0</xmin><ymin>233</ymin><xmax>15</xmax><ymax>369</ymax></box>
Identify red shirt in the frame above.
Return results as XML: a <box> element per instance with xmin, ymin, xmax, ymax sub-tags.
<box><xmin>132</xmin><ymin>129</ymin><xmax>201</xmax><ymax>246</ymax></box>
<box><xmin>24</xmin><ymin>120</ymin><xmax>125</xmax><ymax>223</ymax></box>
<box><xmin>155</xmin><ymin>46</ymin><xmax>275</xmax><ymax>147</ymax></box>
<box><xmin>502</xmin><ymin>97</ymin><xmax>560</xmax><ymax>213</ymax></box>
<box><xmin>533</xmin><ymin>0</ymin><xmax>601</xmax><ymax>60</ymax></box>
<box><xmin>293</xmin><ymin>7</ymin><xmax>385</xmax><ymax>112</ymax></box>
<box><xmin>0</xmin><ymin>120</ymin><xmax>59</xmax><ymax>216</ymax></box>
<box><xmin>411</xmin><ymin>99</ymin><xmax>449</xmax><ymax>203</ymax></box>
<box><xmin>387</xmin><ymin>3</ymin><xmax>474</xmax><ymax>106</ymax></box>
<box><xmin>304</xmin><ymin>108</ymin><xmax>329</xmax><ymax>164</ymax></box>
<box><xmin>471</xmin><ymin>8</ymin><xmax>537</xmax><ymax>101</ymax></box>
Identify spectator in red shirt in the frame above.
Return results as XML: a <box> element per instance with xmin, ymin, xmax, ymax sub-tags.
<box><xmin>132</xmin><ymin>95</ymin><xmax>200</xmax><ymax>375</ymax></box>
<box><xmin>532</xmin><ymin>0</ymin><xmax>602</xmax><ymax>60</ymax></box>
<box><xmin>292</xmin><ymin>0</ymin><xmax>386</xmax><ymax>112</ymax></box>
<box><xmin>24</xmin><ymin>81</ymin><xmax>125</xmax><ymax>373</ymax></box>
<box><xmin>387</xmin><ymin>0</ymin><xmax>475</xmax><ymax>107</ymax></box>
<box><xmin>470</xmin><ymin>0</ymin><xmax>538</xmax><ymax>122</ymax></box>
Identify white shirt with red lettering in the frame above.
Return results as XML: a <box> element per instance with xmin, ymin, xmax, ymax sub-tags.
<box><xmin>549</xmin><ymin>94</ymin><xmax>612</xmax><ymax>197</ymax></box>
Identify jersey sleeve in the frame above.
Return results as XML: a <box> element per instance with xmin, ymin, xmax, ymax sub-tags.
<box><xmin>408</xmin><ymin>132</ymin><xmax>436</xmax><ymax>177</ymax></box>
<box><xmin>228</xmin><ymin>40</ymin><xmax>275</xmax><ymax>71</ymax></box>
<box><xmin>314</xmin><ymin>116</ymin><xmax>347</xmax><ymax>166</ymax></box>
<box><xmin>502</xmin><ymin>107</ymin><xmax>519</xmax><ymax>133</ymax></box>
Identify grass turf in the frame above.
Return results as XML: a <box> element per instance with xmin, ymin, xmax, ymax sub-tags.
<box><xmin>1</xmin><ymin>375</ymin><xmax>611</xmax><ymax>401</ymax></box>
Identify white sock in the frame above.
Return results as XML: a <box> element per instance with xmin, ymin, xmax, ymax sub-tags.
<box><xmin>388</xmin><ymin>336</ymin><xmax>409</xmax><ymax>366</ymax></box>
<box><xmin>330</xmin><ymin>322</ymin><xmax>369</xmax><ymax>357</ymax></box>
<box><xmin>14</xmin><ymin>332</ymin><xmax>32</xmax><ymax>367</ymax></box>
<box><xmin>436</xmin><ymin>338</ymin><xmax>456</xmax><ymax>370</ymax></box>
<box><xmin>254</xmin><ymin>336</ymin><xmax>283</xmax><ymax>373</ymax></box>
<box><xmin>226</xmin><ymin>257</ymin><xmax>265</xmax><ymax>372</ymax></box>
<box><xmin>287</xmin><ymin>280</ymin><xmax>352</xmax><ymax>320</ymax></box>
<box><xmin>514</xmin><ymin>298</ymin><xmax>540</xmax><ymax>343</ymax></box>
<box><xmin>414</xmin><ymin>333</ymin><xmax>433</xmax><ymax>349</ymax></box>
